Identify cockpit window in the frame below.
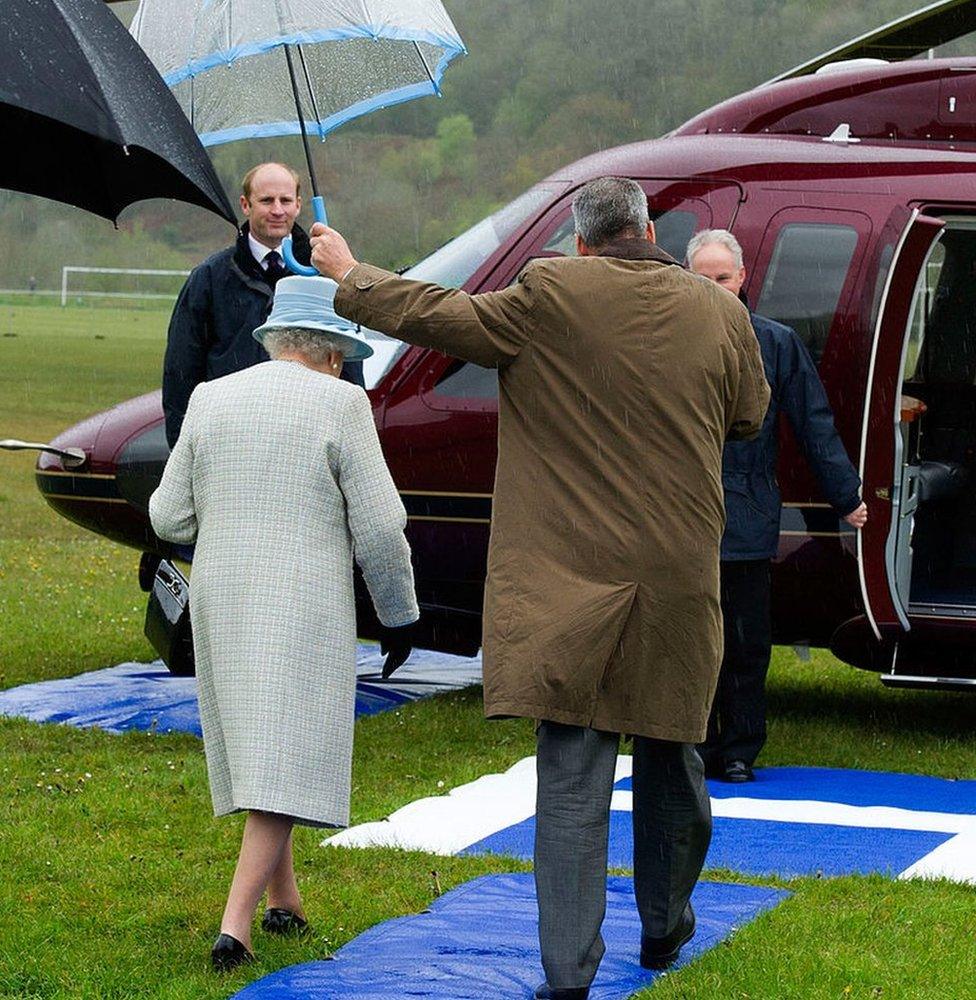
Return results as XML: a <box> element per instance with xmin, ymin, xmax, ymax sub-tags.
<box><xmin>432</xmin><ymin>359</ymin><xmax>499</xmax><ymax>399</ymax></box>
<box><xmin>756</xmin><ymin>223</ymin><xmax>859</xmax><ymax>363</ymax></box>
<box><xmin>362</xmin><ymin>184</ymin><xmax>562</xmax><ymax>389</ymax></box>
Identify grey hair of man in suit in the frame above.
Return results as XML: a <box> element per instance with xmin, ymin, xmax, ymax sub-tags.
<box><xmin>262</xmin><ymin>328</ymin><xmax>348</xmax><ymax>366</ymax></box>
<box><xmin>572</xmin><ymin>176</ymin><xmax>654</xmax><ymax>254</ymax></box>
<box><xmin>686</xmin><ymin>229</ymin><xmax>745</xmax><ymax>271</ymax></box>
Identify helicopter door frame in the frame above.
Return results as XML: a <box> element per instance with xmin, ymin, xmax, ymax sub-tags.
<box><xmin>858</xmin><ymin>209</ymin><xmax>946</xmax><ymax>641</ymax></box>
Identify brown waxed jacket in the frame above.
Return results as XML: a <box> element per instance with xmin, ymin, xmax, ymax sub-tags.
<box><xmin>335</xmin><ymin>239</ymin><xmax>769</xmax><ymax>741</ymax></box>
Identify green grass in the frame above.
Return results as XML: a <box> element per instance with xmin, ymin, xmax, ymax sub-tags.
<box><xmin>0</xmin><ymin>303</ymin><xmax>164</xmax><ymax>687</ymax></box>
<box><xmin>2</xmin><ymin>303</ymin><xmax>976</xmax><ymax>997</ymax></box>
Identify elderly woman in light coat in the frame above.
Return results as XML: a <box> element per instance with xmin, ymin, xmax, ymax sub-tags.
<box><xmin>149</xmin><ymin>276</ymin><xmax>418</xmax><ymax>971</ymax></box>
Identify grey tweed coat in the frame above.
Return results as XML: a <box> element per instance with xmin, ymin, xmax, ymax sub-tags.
<box><xmin>149</xmin><ymin>361</ymin><xmax>418</xmax><ymax>828</ymax></box>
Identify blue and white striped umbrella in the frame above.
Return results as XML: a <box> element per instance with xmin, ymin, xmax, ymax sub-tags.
<box><xmin>129</xmin><ymin>0</ymin><xmax>466</xmax><ymax>148</ymax></box>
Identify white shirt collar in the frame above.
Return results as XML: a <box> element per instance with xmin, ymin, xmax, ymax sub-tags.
<box><xmin>248</xmin><ymin>231</ymin><xmax>282</xmax><ymax>268</ymax></box>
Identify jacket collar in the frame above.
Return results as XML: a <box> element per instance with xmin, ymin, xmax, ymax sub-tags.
<box><xmin>232</xmin><ymin>221</ymin><xmax>313</xmax><ymax>289</ymax></box>
<box><xmin>594</xmin><ymin>236</ymin><xmax>681</xmax><ymax>266</ymax></box>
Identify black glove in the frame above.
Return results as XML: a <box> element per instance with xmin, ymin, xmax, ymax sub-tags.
<box><xmin>380</xmin><ymin>621</ymin><xmax>416</xmax><ymax>679</ymax></box>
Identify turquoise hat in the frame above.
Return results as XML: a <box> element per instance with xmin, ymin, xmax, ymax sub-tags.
<box><xmin>253</xmin><ymin>275</ymin><xmax>374</xmax><ymax>360</ymax></box>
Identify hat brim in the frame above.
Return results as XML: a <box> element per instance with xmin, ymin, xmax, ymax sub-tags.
<box><xmin>252</xmin><ymin>320</ymin><xmax>374</xmax><ymax>360</ymax></box>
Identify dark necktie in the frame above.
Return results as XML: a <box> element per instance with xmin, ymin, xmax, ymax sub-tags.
<box><xmin>264</xmin><ymin>249</ymin><xmax>287</xmax><ymax>288</ymax></box>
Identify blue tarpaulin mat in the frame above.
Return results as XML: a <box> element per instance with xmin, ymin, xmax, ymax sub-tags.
<box><xmin>232</xmin><ymin>874</ymin><xmax>789</xmax><ymax>1000</ymax></box>
<box><xmin>465</xmin><ymin>812</ymin><xmax>953</xmax><ymax>879</ymax></box>
<box><xmin>0</xmin><ymin>645</ymin><xmax>482</xmax><ymax>736</ymax></box>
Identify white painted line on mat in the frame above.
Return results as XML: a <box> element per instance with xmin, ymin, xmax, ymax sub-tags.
<box><xmin>899</xmin><ymin>832</ymin><xmax>976</xmax><ymax>883</ymax></box>
<box><xmin>325</xmin><ymin>755</ymin><xmax>632</xmax><ymax>855</ymax></box>
<box><xmin>610</xmin><ymin>791</ymin><xmax>976</xmax><ymax>835</ymax></box>
<box><xmin>326</xmin><ymin>756</ymin><xmax>537</xmax><ymax>855</ymax></box>
<box><xmin>326</xmin><ymin>755</ymin><xmax>976</xmax><ymax>885</ymax></box>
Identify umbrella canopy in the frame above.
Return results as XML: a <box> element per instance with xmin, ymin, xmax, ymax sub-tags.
<box><xmin>130</xmin><ymin>0</ymin><xmax>466</xmax><ymax>147</ymax></box>
<box><xmin>0</xmin><ymin>0</ymin><xmax>235</xmax><ymax>224</ymax></box>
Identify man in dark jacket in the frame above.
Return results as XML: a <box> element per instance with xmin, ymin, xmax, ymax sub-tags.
<box><xmin>163</xmin><ymin>162</ymin><xmax>363</xmax><ymax>446</ymax></box>
<box><xmin>687</xmin><ymin>229</ymin><xmax>868</xmax><ymax>782</ymax></box>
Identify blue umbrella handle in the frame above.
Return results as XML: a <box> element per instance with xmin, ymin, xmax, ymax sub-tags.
<box><xmin>281</xmin><ymin>195</ymin><xmax>327</xmax><ymax>276</ymax></box>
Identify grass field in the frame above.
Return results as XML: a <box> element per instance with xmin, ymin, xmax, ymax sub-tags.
<box><xmin>1</xmin><ymin>303</ymin><xmax>975</xmax><ymax>999</ymax></box>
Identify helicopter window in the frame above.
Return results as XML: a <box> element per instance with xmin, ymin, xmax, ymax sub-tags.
<box><xmin>903</xmin><ymin>242</ymin><xmax>947</xmax><ymax>382</ymax></box>
<box><xmin>405</xmin><ymin>185</ymin><xmax>559</xmax><ymax>290</ymax></box>
<box><xmin>432</xmin><ymin>359</ymin><xmax>499</xmax><ymax>399</ymax></box>
<box><xmin>366</xmin><ymin>183</ymin><xmax>562</xmax><ymax>388</ymax></box>
<box><xmin>756</xmin><ymin>223</ymin><xmax>859</xmax><ymax>363</ymax></box>
<box><xmin>913</xmin><ymin>230</ymin><xmax>976</xmax><ymax>384</ymax></box>
<box><xmin>541</xmin><ymin>208</ymin><xmax>699</xmax><ymax>262</ymax></box>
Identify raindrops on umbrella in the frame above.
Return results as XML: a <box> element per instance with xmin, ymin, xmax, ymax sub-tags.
<box><xmin>0</xmin><ymin>0</ymin><xmax>236</xmax><ymax>224</ymax></box>
<box><xmin>130</xmin><ymin>0</ymin><xmax>465</xmax><ymax>271</ymax></box>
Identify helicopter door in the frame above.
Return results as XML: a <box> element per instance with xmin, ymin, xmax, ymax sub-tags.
<box><xmin>859</xmin><ymin>209</ymin><xmax>946</xmax><ymax>641</ymax></box>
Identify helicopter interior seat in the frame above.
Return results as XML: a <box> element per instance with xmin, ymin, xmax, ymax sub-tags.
<box><xmin>916</xmin><ymin>459</ymin><xmax>969</xmax><ymax>503</ymax></box>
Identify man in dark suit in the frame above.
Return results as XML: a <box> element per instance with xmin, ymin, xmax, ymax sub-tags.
<box><xmin>687</xmin><ymin>229</ymin><xmax>868</xmax><ymax>783</ymax></box>
<box><xmin>162</xmin><ymin>162</ymin><xmax>363</xmax><ymax>447</ymax></box>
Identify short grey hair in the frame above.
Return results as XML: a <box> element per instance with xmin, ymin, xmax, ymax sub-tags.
<box><xmin>572</xmin><ymin>177</ymin><xmax>649</xmax><ymax>248</ymax></box>
<box><xmin>262</xmin><ymin>327</ymin><xmax>348</xmax><ymax>364</ymax></box>
<box><xmin>686</xmin><ymin>229</ymin><xmax>744</xmax><ymax>270</ymax></box>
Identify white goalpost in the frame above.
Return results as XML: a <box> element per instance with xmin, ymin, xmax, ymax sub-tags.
<box><xmin>60</xmin><ymin>266</ymin><xmax>191</xmax><ymax>306</ymax></box>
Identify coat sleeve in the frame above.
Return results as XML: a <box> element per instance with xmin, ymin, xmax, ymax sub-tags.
<box><xmin>337</xmin><ymin>388</ymin><xmax>420</xmax><ymax>628</ymax></box>
<box><xmin>149</xmin><ymin>386</ymin><xmax>201</xmax><ymax>544</ymax></box>
<box><xmin>779</xmin><ymin>329</ymin><xmax>862</xmax><ymax>515</ymax></box>
<box><xmin>726</xmin><ymin>304</ymin><xmax>771</xmax><ymax>441</ymax></box>
<box><xmin>334</xmin><ymin>262</ymin><xmax>536</xmax><ymax>368</ymax></box>
<box><xmin>163</xmin><ymin>266</ymin><xmax>211</xmax><ymax>448</ymax></box>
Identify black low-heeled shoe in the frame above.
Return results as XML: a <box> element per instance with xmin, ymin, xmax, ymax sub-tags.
<box><xmin>210</xmin><ymin>932</ymin><xmax>254</xmax><ymax>972</ymax></box>
<box><xmin>261</xmin><ymin>907</ymin><xmax>310</xmax><ymax>935</ymax></box>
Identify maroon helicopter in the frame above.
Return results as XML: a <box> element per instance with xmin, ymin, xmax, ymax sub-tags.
<box><xmin>18</xmin><ymin>0</ymin><xmax>976</xmax><ymax>688</ymax></box>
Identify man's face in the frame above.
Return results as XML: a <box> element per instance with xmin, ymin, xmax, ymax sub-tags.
<box><xmin>689</xmin><ymin>242</ymin><xmax>745</xmax><ymax>297</ymax></box>
<box><xmin>240</xmin><ymin>166</ymin><xmax>301</xmax><ymax>247</ymax></box>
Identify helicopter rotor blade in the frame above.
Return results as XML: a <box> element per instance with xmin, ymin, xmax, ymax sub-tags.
<box><xmin>766</xmin><ymin>0</ymin><xmax>976</xmax><ymax>85</ymax></box>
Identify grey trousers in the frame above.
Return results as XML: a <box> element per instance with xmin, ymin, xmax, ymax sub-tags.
<box><xmin>534</xmin><ymin>722</ymin><xmax>712</xmax><ymax>990</ymax></box>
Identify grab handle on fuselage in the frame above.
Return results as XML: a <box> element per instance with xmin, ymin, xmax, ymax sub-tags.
<box><xmin>281</xmin><ymin>196</ymin><xmax>327</xmax><ymax>277</ymax></box>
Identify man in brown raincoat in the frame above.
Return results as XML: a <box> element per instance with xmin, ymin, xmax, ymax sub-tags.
<box><xmin>310</xmin><ymin>177</ymin><xmax>769</xmax><ymax>999</ymax></box>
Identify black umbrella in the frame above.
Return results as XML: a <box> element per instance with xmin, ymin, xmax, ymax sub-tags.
<box><xmin>1</xmin><ymin>0</ymin><xmax>235</xmax><ymax>224</ymax></box>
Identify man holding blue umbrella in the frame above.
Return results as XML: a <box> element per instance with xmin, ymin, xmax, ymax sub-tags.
<box><xmin>162</xmin><ymin>162</ymin><xmax>365</xmax><ymax>447</ymax></box>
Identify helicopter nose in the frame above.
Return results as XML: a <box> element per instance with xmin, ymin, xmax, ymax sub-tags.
<box><xmin>32</xmin><ymin>409</ymin><xmax>117</xmax><ymax>535</ymax></box>
<box><xmin>35</xmin><ymin>409</ymin><xmax>106</xmax><ymax>474</ymax></box>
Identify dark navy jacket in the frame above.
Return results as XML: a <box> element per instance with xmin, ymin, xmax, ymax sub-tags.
<box><xmin>722</xmin><ymin>312</ymin><xmax>860</xmax><ymax>561</ymax></box>
<box><xmin>162</xmin><ymin>222</ymin><xmax>363</xmax><ymax>446</ymax></box>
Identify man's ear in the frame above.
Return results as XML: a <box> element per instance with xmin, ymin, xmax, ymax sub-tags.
<box><xmin>576</xmin><ymin>233</ymin><xmax>593</xmax><ymax>257</ymax></box>
<box><xmin>239</xmin><ymin>194</ymin><xmax>250</xmax><ymax>218</ymax></box>
<box><xmin>646</xmin><ymin>220</ymin><xmax>656</xmax><ymax>244</ymax></box>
